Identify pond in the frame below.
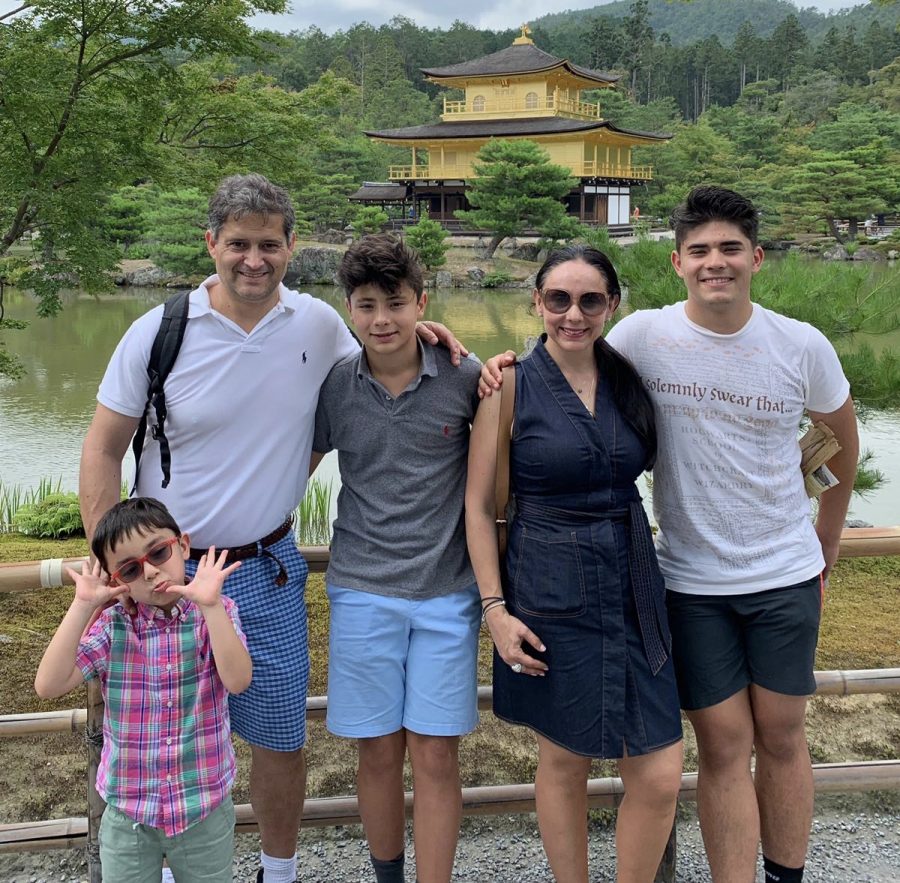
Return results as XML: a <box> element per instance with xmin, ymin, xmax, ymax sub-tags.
<box><xmin>1</xmin><ymin>283</ymin><xmax>898</xmax><ymax>527</ymax></box>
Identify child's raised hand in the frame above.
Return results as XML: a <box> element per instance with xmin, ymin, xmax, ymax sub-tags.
<box><xmin>66</xmin><ymin>559</ymin><xmax>126</xmax><ymax>609</ymax></box>
<box><xmin>171</xmin><ymin>546</ymin><xmax>241</xmax><ymax>608</ymax></box>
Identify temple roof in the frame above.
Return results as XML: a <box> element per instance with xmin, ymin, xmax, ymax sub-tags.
<box><xmin>366</xmin><ymin>117</ymin><xmax>669</xmax><ymax>143</ymax></box>
<box><xmin>421</xmin><ymin>43</ymin><xmax>618</xmax><ymax>85</ymax></box>
<box><xmin>348</xmin><ymin>183</ymin><xmax>408</xmax><ymax>201</ymax></box>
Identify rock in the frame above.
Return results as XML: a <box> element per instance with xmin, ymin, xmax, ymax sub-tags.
<box><xmin>888</xmin><ymin>250</ymin><xmax>899</xmax><ymax>261</ymax></box>
<box><xmin>284</xmin><ymin>247</ymin><xmax>343</xmax><ymax>286</ymax></box>
<box><xmin>521</xmin><ymin>273</ymin><xmax>537</xmax><ymax>288</ymax></box>
<box><xmin>466</xmin><ymin>266</ymin><xmax>486</xmax><ymax>284</ymax></box>
<box><xmin>317</xmin><ymin>229</ymin><xmax>345</xmax><ymax>245</ymax></box>
<box><xmin>851</xmin><ymin>246</ymin><xmax>885</xmax><ymax>262</ymax></box>
<box><xmin>822</xmin><ymin>244</ymin><xmax>850</xmax><ymax>261</ymax></box>
<box><xmin>434</xmin><ymin>269</ymin><xmax>453</xmax><ymax>289</ymax></box>
<box><xmin>845</xmin><ymin>518</ymin><xmax>874</xmax><ymax>529</ymax></box>
<box><xmin>509</xmin><ymin>243</ymin><xmax>543</xmax><ymax>262</ymax></box>
<box><xmin>120</xmin><ymin>265</ymin><xmax>178</xmax><ymax>287</ymax></box>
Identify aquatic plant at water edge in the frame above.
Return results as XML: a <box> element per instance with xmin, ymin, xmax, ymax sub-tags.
<box><xmin>296</xmin><ymin>478</ymin><xmax>333</xmax><ymax>546</ymax></box>
<box><xmin>0</xmin><ymin>477</ymin><xmax>64</xmax><ymax>532</ymax></box>
<box><xmin>12</xmin><ymin>492</ymin><xmax>84</xmax><ymax>538</ymax></box>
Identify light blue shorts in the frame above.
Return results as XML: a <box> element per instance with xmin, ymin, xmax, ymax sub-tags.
<box><xmin>326</xmin><ymin>583</ymin><xmax>480</xmax><ymax>738</ymax></box>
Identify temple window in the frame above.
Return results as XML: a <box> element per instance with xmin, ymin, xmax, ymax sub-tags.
<box><xmin>472</xmin><ymin>95</ymin><xmax>486</xmax><ymax>112</ymax></box>
<box><xmin>525</xmin><ymin>91</ymin><xmax>539</xmax><ymax>109</ymax></box>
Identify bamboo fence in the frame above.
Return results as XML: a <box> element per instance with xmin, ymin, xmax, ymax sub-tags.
<box><xmin>1</xmin><ymin>529</ymin><xmax>899</xmax><ymax>881</ymax></box>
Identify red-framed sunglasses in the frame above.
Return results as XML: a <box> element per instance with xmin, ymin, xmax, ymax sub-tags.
<box><xmin>109</xmin><ymin>536</ymin><xmax>182</xmax><ymax>585</ymax></box>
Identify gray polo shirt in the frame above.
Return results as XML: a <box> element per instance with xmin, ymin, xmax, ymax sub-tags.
<box><xmin>313</xmin><ymin>341</ymin><xmax>481</xmax><ymax>599</ymax></box>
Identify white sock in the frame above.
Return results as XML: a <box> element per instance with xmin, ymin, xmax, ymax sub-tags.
<box><xmin>261</xmin><ymin>851</ymin><xmax>298</xmax><ymax>883</ymax></box>
<box><xmin>161</xmin><ymin>869</ymin><xmax>176</xmax><ymax>883</ymax></box>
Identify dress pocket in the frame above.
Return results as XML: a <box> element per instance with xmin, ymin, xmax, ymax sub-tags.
<box><xmin>510</xmin><ymin>525</ymin><xmax>587</xmax><ymax>618</ymax></box>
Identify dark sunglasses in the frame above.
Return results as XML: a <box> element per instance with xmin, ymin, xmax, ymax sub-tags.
<box><xmin>110</xmin><ymin>536</ymin><xmax>181</xmax><ymax>585</ymax></box>
<box><xmin>540</xmin><ymin>289</ymin><xmax>610</xmax><ymax>316</ymax></box>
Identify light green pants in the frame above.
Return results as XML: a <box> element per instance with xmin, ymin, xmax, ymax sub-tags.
<box><xmin>98</xmin><ymin>796</ymin><xmax>234</xmax><ymax>882</ymax></box>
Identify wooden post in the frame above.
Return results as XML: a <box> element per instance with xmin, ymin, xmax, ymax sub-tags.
<box><xmin>655</xmin><ymin>824</ymin><xmax>676</xmax><ymax>882</ymax></box>
<box><xmin>86</xmin><ymin>680</ymin><xmax>105</xmax><ymax>882</ymax></box>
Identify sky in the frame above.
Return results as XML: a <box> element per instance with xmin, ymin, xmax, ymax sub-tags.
<box><xmin>0</xmin><ymin>1</ymin><xmax>873</xmax><ymax>35</ymax></box>
<box><xmin>249</xmin><ymin>0</ymin><xmax>867</xmax><ymax>34</ymax></box>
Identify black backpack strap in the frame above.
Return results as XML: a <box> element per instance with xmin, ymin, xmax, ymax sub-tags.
<box><xmin>131</xmin><ymin>289</ymin><xmax>191</xmax><ymax>492</ymax></box>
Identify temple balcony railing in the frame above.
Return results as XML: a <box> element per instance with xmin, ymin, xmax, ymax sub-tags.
<box><xmin>387</xmin><ymin>162</ymin><xmax>654</xmax><ymax>182</ymax></box>
<box><xmin>441</xmin><ymin>96</ymin><xmax>600</xmax><ymax>121</ymax></box>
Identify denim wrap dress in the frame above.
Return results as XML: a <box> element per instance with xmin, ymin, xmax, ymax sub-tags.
<box><xmin>493</xmin><ymin>337</ymin><xmax>682</xmax><ymax>758</ymax></box>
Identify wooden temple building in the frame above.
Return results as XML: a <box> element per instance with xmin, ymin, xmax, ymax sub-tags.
<box><xmin>351</xmin><ymin>26</ymin><xmax>670</xmax><ymax>229</ymax></box>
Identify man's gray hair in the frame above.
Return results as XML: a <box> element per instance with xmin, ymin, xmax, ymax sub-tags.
<box><xmin>207</xmin><ymin>173</ymin><xmax>295</xmax><ymax>242</ymax></box>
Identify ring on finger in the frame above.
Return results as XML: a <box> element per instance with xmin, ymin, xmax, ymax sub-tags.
<box><xmin>511</xmin><ymin>662</ymin><xmax>523</xmax><ymax>674</ymax></box>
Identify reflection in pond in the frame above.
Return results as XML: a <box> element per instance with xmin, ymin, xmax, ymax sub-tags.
<box><xmin>1</xmin><ymin>284</ymin><xmax>897</xmax><ymax>526</ymax></box>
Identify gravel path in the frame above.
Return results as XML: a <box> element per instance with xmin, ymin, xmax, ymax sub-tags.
<box><xmin>2</xmin><ymin>807</ymin><xmax>899</xmax><ymax>882</ymax></box>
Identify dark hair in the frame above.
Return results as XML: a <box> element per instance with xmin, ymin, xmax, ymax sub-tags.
<box><xmin>670</xmin><ymin>185</ymin><xmax>759</xmax><ymax>249</ymax></box>
<box><xmin>535</xmin><ymin>244</ymin><xmax>657</xmax><ymax>468</ymax></box>
<box><xmin>208</xmin><ymin>173</ymin><xmax>295</xmax><ymax>242</ymax></box>
<box><xmin>337</xmin><ymin>233</ymin><xmax>424</xmax><ymax>300</ymax></box>
<box><xmin>91</xmin><ymin>498</ymin><xmax>181</xmax><ymax>573</ymax></box>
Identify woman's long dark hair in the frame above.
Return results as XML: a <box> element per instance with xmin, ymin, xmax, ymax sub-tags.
<box><xmin>536</xmin><ymin>244</ymin><xmax>657</xmax><ymax>469</ymax></box>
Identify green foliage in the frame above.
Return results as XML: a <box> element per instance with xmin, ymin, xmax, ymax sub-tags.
<box><xmin>352</xmin><ymin>206</ymin><xmax>389</xmax><ymax>238</ymax></box>
<box><xmin>481</xmin><ymin>271</ymin><xmax>514</xmax><ymax>288</ymax></box>
<box><xmin>0</xmin><ymin>0</ymin><xmax>289</xmax><ymax>312</ymax></box>
<box><xmin>11</xmin><ymin>492</ymin><xmax>83</xmax><ymax>539</ymax></box>
<box><xmin>456</xmin><ymin>140</ymin><xmax>580</xmax><ymax>258</ymax></box>
<box><xmin>296</xmin><ymin>478</ymin><xmax>333</xmax><ymax>546</ymax></box>
<box><xmin>405</xmin><ymin>219</ymin><xmax>449</xmax><ymax>270</ymax></box>
<box><xmin>142</xmin><ymin>189</ymin><xmax>210</xmax><ymax>278</ymax></box>
<box><xmin>853</xmin><ymin>450</ymin><xmax>886</xmax><ymax>498</ymax></box>
<box><xmin>100</xmin><ymin>187</ymin><xmax>150</xmax><ymax>256</ymax></box>
<box><xmin>296</xmin><ymin>174</ymin><xmax>357</xmax><ymax>234</ymax></box>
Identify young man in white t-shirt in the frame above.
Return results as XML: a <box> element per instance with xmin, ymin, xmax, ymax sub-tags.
<box><xmin>604</xmin><ymin>186</ymin><xmax>859</xmax><ymax>883</ymax></box>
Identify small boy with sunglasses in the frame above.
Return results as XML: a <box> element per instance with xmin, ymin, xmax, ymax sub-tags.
<box><xmin>35</xmin><ymin>497</ymin><xmax>251</xmax><ymax>883</ymax></box>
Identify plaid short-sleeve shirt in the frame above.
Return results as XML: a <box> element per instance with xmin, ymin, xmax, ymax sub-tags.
<box><xmin>76</xmin><ymin>597</ymin><xmax>245</xmax><ymax>836</ymax></box>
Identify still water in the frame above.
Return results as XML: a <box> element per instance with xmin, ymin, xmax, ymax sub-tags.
<box><xmin>1</xmin><ymin>284</ymin><xmax>898</xmax><ymax>526</ymax></box>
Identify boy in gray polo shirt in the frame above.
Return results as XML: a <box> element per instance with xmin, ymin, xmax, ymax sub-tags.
<box><xmin>312</xmin><ymin>233</ymin><xmax>481</xmax><ymax>883</ymax></box>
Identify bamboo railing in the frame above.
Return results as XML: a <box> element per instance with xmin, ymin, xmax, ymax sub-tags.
<box><xmin>1</xmin><ymin>527</ymin><xmax>899</xmax><ymax>879</ymax></box>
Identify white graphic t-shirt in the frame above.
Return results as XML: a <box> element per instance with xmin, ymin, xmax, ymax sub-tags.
<box><xmin>607</xmin><ymin>302</ymin><xmax>849</xmax><ymax>595</ymax></box>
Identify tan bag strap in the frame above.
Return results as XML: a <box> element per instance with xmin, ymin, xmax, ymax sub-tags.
<box><xmin>495</xmin><ymin>366</ymin><xmax>516</xmax><ymax>556</ymax></box>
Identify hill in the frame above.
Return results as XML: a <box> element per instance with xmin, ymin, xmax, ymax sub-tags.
<box><xmin>534</xmin><ymin>0</ymin><xmax>900</xmax><ymax>47</ymax></box>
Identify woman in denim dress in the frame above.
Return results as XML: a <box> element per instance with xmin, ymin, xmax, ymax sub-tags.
<box><xmin>466</xmin><ymin>246</ymin><xmax>683</xmax><ymax>883</ymax></box>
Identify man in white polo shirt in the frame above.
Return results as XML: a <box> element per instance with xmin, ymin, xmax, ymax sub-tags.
<box><xmin>79</xmin><ymin>173</ymin><xmax>464</xmax><ymax>883</ymax></box>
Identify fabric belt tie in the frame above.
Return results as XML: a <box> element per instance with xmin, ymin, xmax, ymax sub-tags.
<box><xmin>514</xmin><ymin>498</ymin><xmax>670</xmax><ymax>675</ymax></box>
<box><xmin>189</xmin><ymin>517</ymin><xmax>293</xmax><ymax>586</ymax></box>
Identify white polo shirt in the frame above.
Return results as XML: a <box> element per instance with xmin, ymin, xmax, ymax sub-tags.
<box><xmin>98</xmin><ymin>276</ymin><xmax>358</xmax><ymax>548</ymax></box>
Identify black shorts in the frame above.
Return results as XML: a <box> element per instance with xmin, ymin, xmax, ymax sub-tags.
<box><xmin>666</xmin><ymin>575</ymin><xmax>823</xmax><ymax>711</ymax></box>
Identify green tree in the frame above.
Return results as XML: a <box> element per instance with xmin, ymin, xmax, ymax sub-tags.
<box><xmin>0</xmin><ymin>0</ymin><xmax>287</xmax><ymax>316</ymax></box>
<box><xmin>455</xmin><ymin>140</ymin><xmax>580</xmax><ymax>258</ymax></box>
<box><xmin>406</xmin><ymin>219</ymin><xmax>449</xmax><ymax>270</ymax></box>
<box><xmin>352</xmin><ymin>206</ymin><xmax>389</xmax><ymax>237</ymax></box>
<box><xmin>296</xmin><ymin>174</ymin><xmax>357</xmax><ymax>234</ymax></box>
<box><xmin>100</xmin><ymin>186</ymin><xmax>150</xmax><ymax>256</ymax></box>
<box><xmin>143</xmin><ymin>189</ymin><xmax>210</xmax><ymax>278</ymax></box>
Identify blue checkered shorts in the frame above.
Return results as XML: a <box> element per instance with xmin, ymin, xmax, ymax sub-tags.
<box><xmin>185</xmin><ymin>534</ymin><xmax>310</xmax><ymax>751</ymax></box>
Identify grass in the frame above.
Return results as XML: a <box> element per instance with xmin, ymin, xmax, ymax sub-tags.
<box><xmin>296</xmin><ymin>478</ymin><xmax>333</xmax><ymax>546</ymax></box>
<box><xmin>1</xmin><ymin>534</ymin><xmax>898</xmax><ymax>823</ymax></box>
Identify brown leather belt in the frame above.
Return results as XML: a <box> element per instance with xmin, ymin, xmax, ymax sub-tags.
<box><xmin>188</xmin><ymin>517</ymin><xmax>293</xmax><ymax>564</ymax></box>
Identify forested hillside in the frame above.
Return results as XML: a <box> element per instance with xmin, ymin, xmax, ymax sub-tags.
<box><xmin>535</xmin><ymin>0</ymin><xmax>900</xmax><ymax>46</ymax></box>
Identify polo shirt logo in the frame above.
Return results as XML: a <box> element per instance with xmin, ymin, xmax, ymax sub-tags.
<box><xmin>302</xmin><ymin>351</ymin><xmax>307</xmax><ymax>364</ymax></box>
<box><xmin>443</xmin><ymin>425</ymin><xmax>450</xmax><ymax>436</ymax></box>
